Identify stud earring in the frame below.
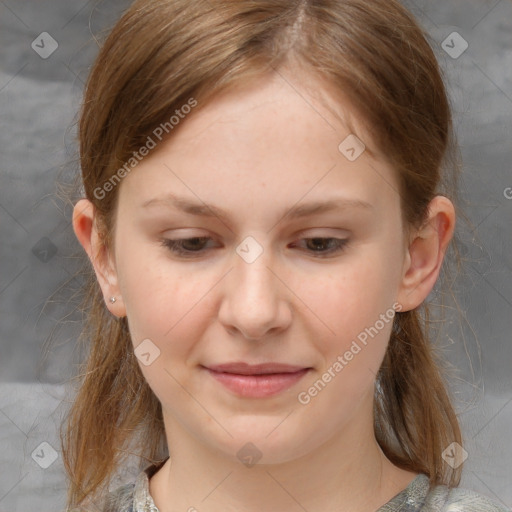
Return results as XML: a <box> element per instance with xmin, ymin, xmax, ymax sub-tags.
<box><xmin>109</xmin><ymin>296</ymin><xmax>117</xmax><ymax>304</ymax></box>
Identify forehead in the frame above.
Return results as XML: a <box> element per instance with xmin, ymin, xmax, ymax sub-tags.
<box><xmin>117</xmin><ymin>69</ymin><xmax>401</xmax><ymax>223</ymax></box>
<box><xmin>156</xmin><ymin>69</ymin><xmax>366</xmax><ymax>158</ymax></box>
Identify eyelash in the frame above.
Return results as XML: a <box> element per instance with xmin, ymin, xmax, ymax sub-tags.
<box><xmin>160</xmin><ymin>236</ymin><xmax>349</xmax><ymax>258</ymax></box>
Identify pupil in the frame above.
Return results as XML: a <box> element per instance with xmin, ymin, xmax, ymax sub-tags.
<box><xmin>310</xmin><ymin>238</ymin><xmax>326</xmax><ymax>250</ymax></box>
<box><xmin>186</xmin><ymin>238</ymin><xmax>204</xmax><ymax>250</ymax></box>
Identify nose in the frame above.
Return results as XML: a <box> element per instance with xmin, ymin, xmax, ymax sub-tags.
<box><xmin>218</xmin><ymin>243</ymin><xmax>292</xmax><ymax>341</ymax></box>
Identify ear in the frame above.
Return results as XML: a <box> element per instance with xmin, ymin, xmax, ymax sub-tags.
<box><xmin>396</xmin><ymin>195</ymin><xmax>455</xmax><ymax>312</ymax></box>
<box><xmin>72</xmin><ymin>199</ymin><xmax>126</xmax><ymax>317</ymax></box>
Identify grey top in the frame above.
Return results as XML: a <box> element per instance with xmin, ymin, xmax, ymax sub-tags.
<box><xmin>104</xmin><ymin>458</ymin><xmax>510</xmax><ymax>512</ymax></box>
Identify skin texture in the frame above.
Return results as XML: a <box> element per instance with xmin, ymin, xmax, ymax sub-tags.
<box><xmin>73</xmin><ymin>68</ymin><xmax>455</xmax><ymax>512</ymax></box>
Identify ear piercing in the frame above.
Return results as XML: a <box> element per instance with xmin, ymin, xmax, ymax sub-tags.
<box><xmin>109</xmin><ymin>296</ymin><xmax>117</xmax><ymax>304</ymax></box>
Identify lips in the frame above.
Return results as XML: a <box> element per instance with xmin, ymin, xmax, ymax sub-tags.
<box><xmin>204</xmin><ymin>362</ymin><xmax>309</xmax><ymax>375</ymax></box>
<box><xmin>202</xmin><ymin>362</ymin><xmax>312</xmax><ymax>398</ymax></box>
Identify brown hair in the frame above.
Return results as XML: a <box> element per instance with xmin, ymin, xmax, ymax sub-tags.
<box><xmin>61</xmin><ymin>0</ymin><xmax>464</xmax><ymax>509</ymax></box>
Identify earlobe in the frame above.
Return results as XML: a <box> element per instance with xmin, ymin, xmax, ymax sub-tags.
<box><xmin>396</xmin><ymin>196</ymin><xmax>455</xmax><ymax>312</ymax></box>
<box><xmin>72</xmin><ymin>199</ymin><xmax>126</xmax><ymax>317</ymax></box>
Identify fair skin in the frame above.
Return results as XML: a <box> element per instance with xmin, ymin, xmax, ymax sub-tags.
<box><xmin>73</xmin><ymin>68</ymin><xmax>455</xmax><ymax>512</ymax></box>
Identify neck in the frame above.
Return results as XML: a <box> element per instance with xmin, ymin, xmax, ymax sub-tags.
<box><xmin>149</xmin><ymin>399</ymin><xmax>417</xmax><ymax>512</ymax></box>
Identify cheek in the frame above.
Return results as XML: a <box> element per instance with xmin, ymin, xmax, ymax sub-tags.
<box><xmin>306</xmin><ymin>248</ymin><xmax>399</xmax><ymax>371</ymax></box>
<box><xmin>117</xmin><ymin>256</ymin><xmax>212</xmax><ymax>398</ymax></box>
<box><xmin>297</xmin><ymin>269</ymin><xmax>397</xmax><ymax>420</ymax></box>
<box><xmin>120</xmin><ymin>262</ymin><xmax>204</xmax><ymax>344</ymax></box>
<box><xmin>114</xmin><ymin>237</ymin><xmax>174</xmax><ymax>335</ymax></box>
<box><xmin>320</xmin><ymin>254</ymin><xmax>398</xmax><ymax>328</ymax></box>
<box><xmin>115</xmin><ymin>239</ymin><xmax>218</xmax><ymax>371</ymax></box>
<box><xmin>116</xmin><ymin>229</ymin><xmax>400</xmax><ymax>387</ymax></box>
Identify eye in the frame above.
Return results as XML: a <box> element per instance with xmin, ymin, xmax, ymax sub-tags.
<box><xmin>291</xmin><ymin>237</ymin><xmax>349</xmax><ymax>257</ymax></box>
<box><xmin>160</xmin><ymin>236</ymin><xmax>349</xmax><ymax>259</ymax></box>
<box><xmin>160</xmin><ymin>237</ymin><xmax>213</xmax><ymax>257</ymax></box>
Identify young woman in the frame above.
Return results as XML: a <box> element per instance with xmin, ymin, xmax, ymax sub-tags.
<box><xmin>63</xmin><ymin>0</ymin><xmax>510</xmax><ymax>510</ymax></box>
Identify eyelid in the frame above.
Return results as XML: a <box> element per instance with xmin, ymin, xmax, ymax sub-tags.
<box><xmin>298</xmin><ymin>227</ymin><xmax>351</xmax><ymax>237</ymax></box>
<box><xmin>160</xmin><ymin>234</ymin><xmax>350</xmax><ymax>259</ymax></box>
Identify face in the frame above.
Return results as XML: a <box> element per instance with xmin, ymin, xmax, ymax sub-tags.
<box><xmin>106</xmin><ymin>69</ymin><xmax>410</xmax><ymax>464</ymax></box>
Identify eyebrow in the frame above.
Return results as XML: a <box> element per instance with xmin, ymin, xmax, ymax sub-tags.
<box><xmin>141</xmin><ymin>193</ymin><xmax>374</xmax><ymax>222</ymax></box>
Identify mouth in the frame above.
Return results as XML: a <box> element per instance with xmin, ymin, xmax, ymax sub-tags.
<box><xmin>201</xmin><ymin>362</ymin><xmax>312</xmax><ymax>398</ymax></box>
<box><xmin>204</xmin><ymin>362</ymin><xmax>310</xmax><ymax>375</ymax></box>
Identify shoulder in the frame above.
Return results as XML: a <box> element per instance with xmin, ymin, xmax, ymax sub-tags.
<box><xmin>425</xmin><ymin>482</ymin><xmax>511</xmax><ymax>512</ymax></box>
<box><xmin>381</xmin><ymin>474</ymin><xmax>510</xmax><ymax>512</ymax></box>
<box><xmin>103</xmin><ymin>482</ymin><xmax>136</xmax><ymax>512</ymax></box>
<box><xmin>102</xmin><ymin>458</ymin><xmax>167</xmax><ymax>512</ymax></box>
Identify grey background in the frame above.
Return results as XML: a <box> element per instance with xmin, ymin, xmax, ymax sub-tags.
<box><xmin>0</xmin><ymin>0</ymin><xmax>511</xmax><ymax>510</ymax></box>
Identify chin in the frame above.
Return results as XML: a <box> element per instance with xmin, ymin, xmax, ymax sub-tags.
<box><xmin>203</xmin><ymin>425</ymin><xmax>314</xmax><ymax>467</ymax></box>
